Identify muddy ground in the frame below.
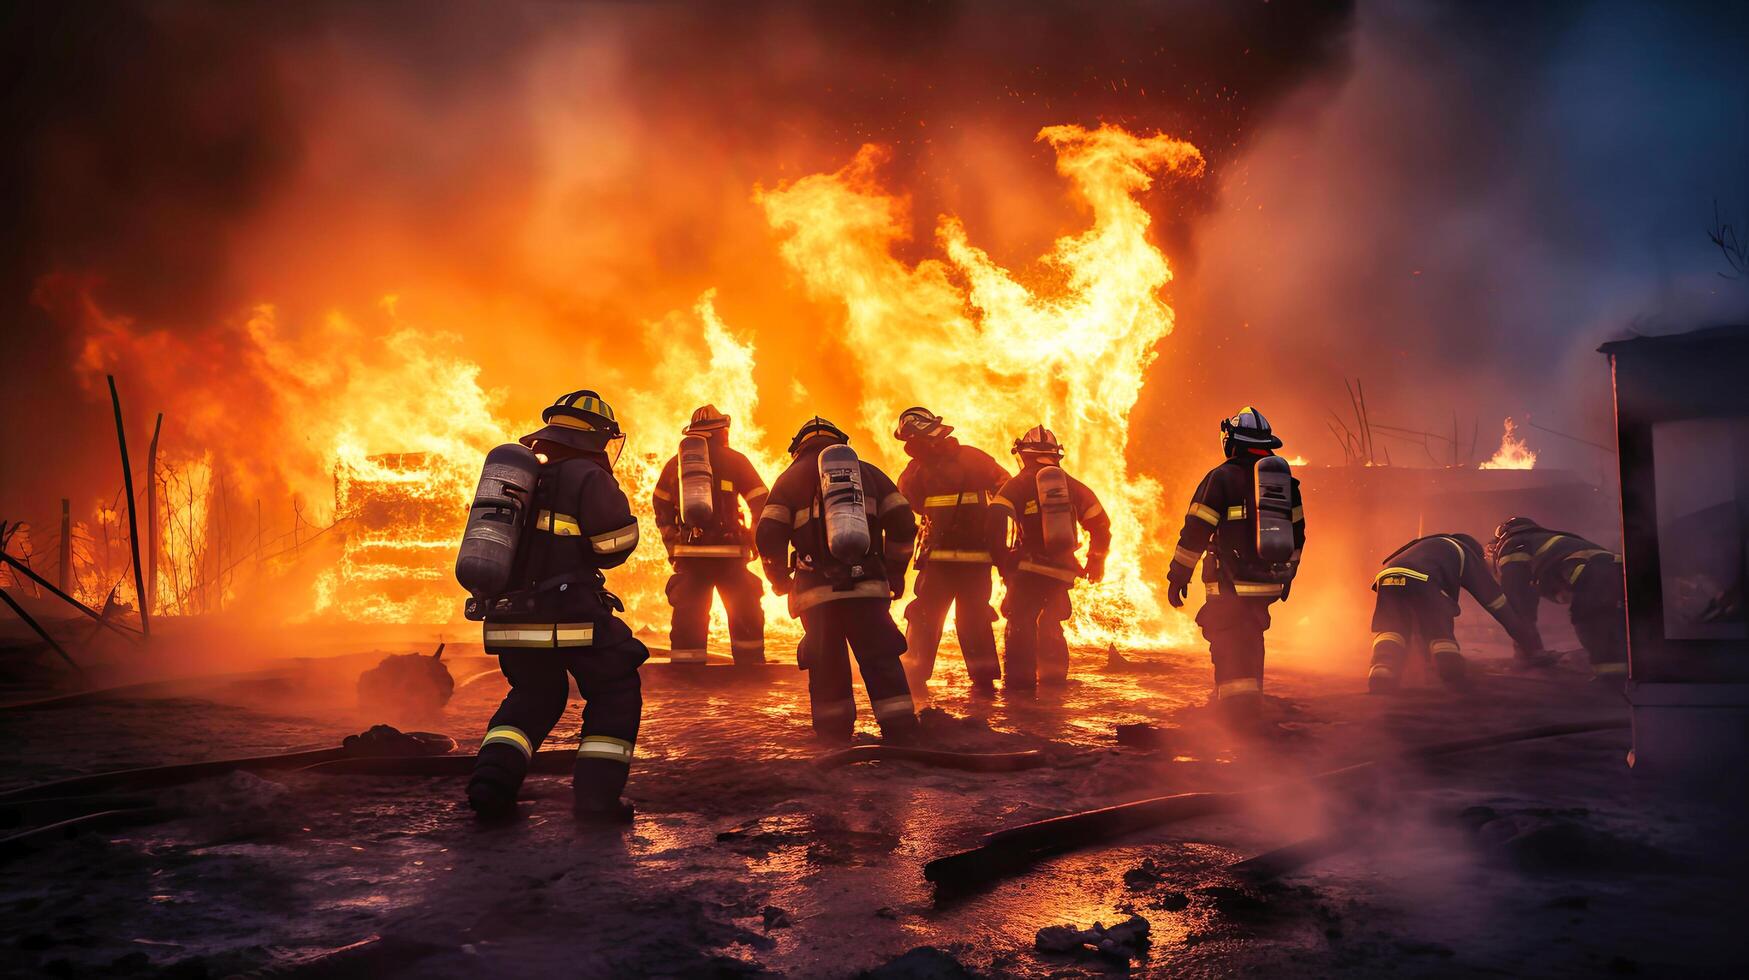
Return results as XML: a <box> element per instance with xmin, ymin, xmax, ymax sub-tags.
<box><xmin>0</xmin><ymin>623</ymin><xmax>1745</xmax><ymax>978</ymax></box>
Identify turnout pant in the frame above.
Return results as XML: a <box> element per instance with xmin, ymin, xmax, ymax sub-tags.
<box><xmin>1569</xmin><ymin>557</ymin><xmax>1627</xmax><ymax>678</ymax></box>
<box><xmin>903</xmin><ymin>560</ymin><xmax>1000</xmax><ymax>688</ymax></box>
<box><xmin>798</xmin><ymin>597</ymin><xmax>917</xmax><ymax>741</ymax></box>
<box><xmin>1368</xmin><ymin>580</ymin><xmax>1465</xmax><ymax>687</ymax></box>
<box><xmin>469</xmin><ymin>632</ymin><xmax>648</xmax><ymax>810</ymax></box>
<box><xmin>666</xmin><ymin>557</ymin><xmax>765</xmax><ymax>664</ymax></box>
<box><xmin>1196</xmin><ymin>591</ymin><xmax>1277</xmax><ymax>705</ymax></box>
<box><xmin>1002</xmin><ymin>570</ymin><xmax>1073</xmax><ymax>689</ymax></box>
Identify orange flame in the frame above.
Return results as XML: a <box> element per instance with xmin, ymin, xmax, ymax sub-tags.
<box><xmin>1478</xmin><ymin>417</ymin><xmax>1537</xmax><ymax>470</ymax></box>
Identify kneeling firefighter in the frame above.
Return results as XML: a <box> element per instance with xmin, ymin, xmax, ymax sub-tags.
<box><xmin>893</xmin><ymin>407</ymin><xmax>1010</xmax><ymax>695</ymax></box>
<box><xmin>652</xmin><ymin>405</ymin><xmax>769</xmax><ymax>665</ymax></box>
<box><xmin>455</xmin><ymin>390</ymin><xmax>646</xmax><ymax>823</ymax></box>
<box><xmin>755</xmin><ymin>417</ymin><xmax>921</xmax><ymax>741</ymax></box>
<box><xmin>986</xmin><ymin>425</ymin><xmax>1111</xmax><ymax>693</ymax></box>
<box><xmin>1368</xmin><ymin>533</ymin><xmax>1545</xmax><ymax>692</ymax></box>
<box><xmin>1488</xmin><ymin>517</ymin><xmax>1625</xmax><ymax>685</ymax></box>
<box><xmin>1166</xmin><ymin>408</ymin><xmax>1304</xmax><ymax>723</ymax></box>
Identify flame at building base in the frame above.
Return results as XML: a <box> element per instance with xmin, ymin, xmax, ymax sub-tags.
<box><xmin>1479</xmin><ymin>417</ymin><xmax>1537</xmax><ymax>470</ymax></box>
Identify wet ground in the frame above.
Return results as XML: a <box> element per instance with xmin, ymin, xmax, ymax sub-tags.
<box><xmin>0</xmin><ymin>626</ymin><xmax>1745</xmax><ymax>978</ymax></box>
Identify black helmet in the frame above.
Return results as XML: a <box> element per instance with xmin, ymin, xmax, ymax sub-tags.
<box><xmin>521</xmin><ymin>389</ymin><xmax>625</xmax><ymax>462</ymax></box>
<box><xmin>1494</xmin><ymin>516</ymin><xmax>1541</xmax><ymax>541</ymax></box>
<box><xmin>894</xmin><ymin>406</ymin><xmax>953</xmax><ymax>442</ymax></box>
<box><xmin>685</xmin><ymin>404</ymin><xmax>731</xmax><ymax>435</ymax></box>
<box><xmin>1011</xmin><ymin>424</ymin><xmax>1064</xmax><ymax>462</ymax></box>
<box><xmin>788</xmin><ymin>416</ymin><xmax>850</xmax><ymax>456</ymax></box>
<box><xmin>1221</xmin><ymin>405</ymin><xmax>1283</xmax><ymax>456</ymax></box>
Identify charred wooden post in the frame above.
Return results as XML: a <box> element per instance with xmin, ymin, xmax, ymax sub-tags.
<box><xmin>0</xmin><ymin>553</ymin><xmax>140</xmax><ymax>641</ymax></box>
<box><xmin>105</xmin><ymin>375</ymin><xmax>150</xmax><ymax>637</ymax></box>
<box><xmin>57</xmin><ymin>499</ymin><xmax>69</xmax><ymax>593</ymax></box>
<box><xmin>0</xmin><ymin>585</ymin><xmax>84</xmax><ymax>680</ymax></box>
<box><xmin>145</xmin><ymin>413</ymin><xmax>161</xmax><ymax>619</ymax></box>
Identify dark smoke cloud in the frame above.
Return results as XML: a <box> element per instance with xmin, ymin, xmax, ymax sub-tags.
<box><xmin>0</xmin><ymin>0</ymin><xmax>1356</xmax><ymax>522</ymax></box>
<box><xmin>1150</xmin><ymin>0</ymin><xmax>1749</xmax><ymax>478</ymax></box>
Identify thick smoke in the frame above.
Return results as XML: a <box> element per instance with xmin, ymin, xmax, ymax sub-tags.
<box><xmin>1150</xmin><ymin>0</ymin><xmax>1749</xmax><ymax>477</ymax></box>
<box><xmin>0</xmin><ymin>0</ymin><xmax>1355</xmax><ymax>527</ymax></box>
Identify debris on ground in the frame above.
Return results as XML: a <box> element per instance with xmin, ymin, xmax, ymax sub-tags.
<box><xmin>1035</xmin><ymin>913</ymin><xmax>1150</xmax><ymax>964</ymax></box>
<box><xmin>1461</xmin><ymin>806</ymin><xmax>1670</xmax><ymax>873</ymax></box>
<box><xmin>858</xmin><ymin>946</ymin><xmax>975</xmax><ymax>979</ymax></box>
<box><xmin>1114</xmin><ymin>723</ymin><xmax>1175</xmax><ymax>749</ymax></box>
<box><xmin>355</xmin><ymin>648</ymin><xmax>453</xmax><ymax>721</ymax></box>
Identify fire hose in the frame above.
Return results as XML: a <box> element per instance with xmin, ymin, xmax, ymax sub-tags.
<box><xmin>922</xmin><ymin>717</ymin><xmax>1630</xmax><ymax>898</ymax></box>
<box><xmin>812</xmin><ymin>746</ymin><xmax>1047</xmax><ymax>772</ymax></box>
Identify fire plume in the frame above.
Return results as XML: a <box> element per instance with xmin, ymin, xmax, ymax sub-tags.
<box><xmin>758</xmin><ymin>124</ymin><xmax>1204</xmax><ymax>645</ymax></box>
<box><xmin>1479</xmin><ymin>417</ymin><xmax>1537</xmax><ymax>470</ymax></box>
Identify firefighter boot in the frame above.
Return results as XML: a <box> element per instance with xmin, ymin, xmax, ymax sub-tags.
<box><xmin>467</xmin><ymin>741</ymin><xmax>527</xmax><ymax>821</ymax></box>
<box><xmin>1430</xmin><ymin>641</ymin><xmax>1469</xmax><ymax>690</ymax></box>
<box><xmin>572</xmin><ymin>756</ymin><xmax>635</xmax><ymax>826</ymax></box>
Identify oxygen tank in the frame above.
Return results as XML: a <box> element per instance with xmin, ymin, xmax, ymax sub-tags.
<box><xmin>678</xmin><ymin>434</ymin><xmax>715</xmax><ymax>528</ymax></box>
<box><xmin>1254</xmin><ymin>455</ymin><xmax>1295</xmax><ymax>563</ymax></box>
<box><xmin>455</xmin><ymin>443</ymin><xmax>541</xmax><ymax>597</ymax></box>
<box><xmin>1036</xmin><ymin>465</ymin><xmax>1078</xmax><ymax>557</ymax></box>
<box><xmin>817</xmin><ymin>444</ymin><xmax>871</xmax><ymax>563</ymax></box>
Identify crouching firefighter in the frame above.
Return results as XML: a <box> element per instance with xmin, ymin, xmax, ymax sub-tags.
<box><xmin>756</xmin><ymin>417</ymin><xmax>921</xmax><ymax>741</ymax></box>
<box><xmin>1166</xmin><ymin>408</ymin><xmax>1304</xmax><ymax>724</ymax></box>
<box><xmin>653</xmin><ymin>405</ymin><xmax>769</xmax><ymax>665</ymax></box>
<box><xmin>893</xmin><ymin>407</ymin><xmax>1010</xmax><ymax>696</ymax></box>
<box><xmin>1489</xmin><ymin>517</ymin><xmax>1626</xmax><ymax>686</ymax></box>
<box><xmin>1368</xmin><ymin>532</ymin><xmax>1545</xmax><ymax>693</ymax></box>
<box><xmin>455</xmin><ymin>390</ymin><xmax>647</xmax><ymax>824</ymax></box>
<box><xmin>986</xmin><ymin>426</ymin><xmax>1111</xmax><ymax>693</ymax></box>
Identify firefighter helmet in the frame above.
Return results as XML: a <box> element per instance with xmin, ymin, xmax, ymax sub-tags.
<box><xmin>787</xmin><ymin>416</ymin><xmax>850</xmax><ymax>457</ymax></box>
<box><xmin>1488</xmin><ymin>516</ymin><xmax>1542</xmax><ymax>560</ymax></box>
<box><xmin>685</xmin><ymin>404</ymin><xmax>731</xmax><ymax>435</ymax></box>
<box><xmin>1011</xmin><ymin>424</ymin><xmax>1065</xmax><ymax>462</ymax></box>
<box><xmin>522</xmin><ymin>389</ymin><xmax>625</xmax><ymax>462</ymax></box>
<box><xmin>1221</xmin><ymin>406</ymin><xmax>1283</xmax><ymax>456</ymax></box>
<box><xmin>894</xmin><ymin>406</ymin><xmax>953</xmax><ymax>442</ymax></box>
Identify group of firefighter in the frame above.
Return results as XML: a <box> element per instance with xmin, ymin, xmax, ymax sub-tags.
<box><xmin>455</xmin><ymin>390</ymin><xmax>1626</xmax><ymax>824</ymax></box>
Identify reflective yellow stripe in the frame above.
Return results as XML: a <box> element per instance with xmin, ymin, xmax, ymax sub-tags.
<box><xmin>1205</xmin><ymin>582</ymin><xmax>1221</xmax><ymax>596</ymax></box>
<box><xmin>1216</xmin><ymin>677</ymin><xmax>1261</xmax><ymax>699</ymax></box>
<box><xmin>962</xmin><ymin>492</ymin><xmax>983</xmax><ymax>504</ymax></box>
<box><xmin>538</xmin><ymin>510</ymin><xmax>582</xmax><ymax>536</ymax></box>
<box><xmin>673</xmin><ymin>543</ymin><xmax>745</xmax><ymax>557</ymax></box>
<box><xmin>1230</xmin><ymin>581</ymin><xmax>1284</xmax><ymax>596</ymax></box>
<box><xmin>1225</xmin><ymin>505</ymin><xmax>1245</xmax><ymax>521</ymax></box>
<box><xmin>744</xmin><ymin>486</ymin><xmax>769</xmax><ymax>504</ymax></box>
<box><xmin>1593</xmin><ymin>662</ymin><xmax>1627</xmax><ymax>675</ymax></box>
<box><xmin>482</xmin><ymin>725</ymin><xmax>533</xmax><ymax>758</ymax></box>
<box><xmin>1291</xmin><ymin>506</ymin><xmax>1304</xmax><ymax>522</ymax></box>
<box><xmin>872</xmin><ymin>694</ymin><xmax>916</xmax><ymax>719</ymax></box>
<box><xmin>729</xmin><ymin>639</ymin><xmax>765</xmax><ymax>654</ymax></box>
<box><xmin>880</xmin><ymin>492</ymin><xmax>909</xmax><ymax>515</ymax></box>
<box><xmin>652</xmin><ymin>486</ymin><xmax>674</xmax><ymax>501</ymax></box>
<box><xmin>759</xmin><ymin>503</ymin><xmax>792</xmax><ymax>525</ymax></box>
<box><xmin>791</xmin><ymin>579</ymin><xmax>889</xmax><ymax>613</ymax></box>
<box><xmin>1534</xmin><ymin>534</ymin><xmax>1569</xmax><ymax>557</ymax></box>
<box><xmin>554</xmin><ymin>623</ymin><xmax>594</xmax><ymax>646</ymax></box>
<box><xmin>1376</xmin><ymin>566</ymin><xmax>1430</xmax><ymax>583</ymax></box>
<box><xmin>668</xmin><ymin>648</ymin><xmax>709</xmax><ymax>663</ymax></box>
<box><xmin>814</xmin><ymin>699</ymin><xmax>856</xmax><ymax>719</ymax></box>
<box><xmin>1082</xmin><ymin>502</ymin><xmax>1105</xmax><ymax>521</ymax></box>
<box><xmin>1428</xmin><ymin>640</ymin><xmax>1461</xmax><ymax>655</ymax></box>
<box><xmin>1372</xmin><ymin>631</ymin><xmax>1406</xmax><ymax>648</ymax></box>
<box><xmin>1023</xmin><ymin>500</ymin><xmax>1039</xmax><ymax>515</ymax></box>
<box><xmin>1172</xmin><ymin>545</ymin><xmax>1202</xmax><ymax>568</ymax></box>
<box><xmin>1570</xmin><ymin>548</ymin><xmax>1612</xmax><ymax>562</ymax></box>
<box><xmin>1498</xmin><ymin>552</ymin><xmax>1532</xmax><ymax>564</ymax></box>
<box><xmin>928</xmin><ymin>549</ymin><xmax>992</xmax><ymax>562</ymax></box>
<box><xmin>1189</xmin><ymin>503</ymin><xmax>1220</xmax><ymax>526</ymax></box>
<box><xmin>923</xmin><ymin>494</ymin><xmax>961</xmax><ymax>508</ymax></box>
<box><xmin>1486</xmin><ymin>594</ymin><xmax>1508</xmax><ymax>611</ymax></box>
<box><xmin>577</xmin><ymin>736</ymin><xmax>634</xmax><ymax>763</ymax></box>
<box><xmin>1445</xmin><ymin>537</ymin><xmax>1466</xmax><ymax>575</ymax></box>
<box><xmin>485</xmin><ymin>627</ymin><xmax>554</xmax><ymax>648</ymax></box>
<box><xmin>1016</xmin><ymin>559</ymin><xmax>1078</xmax><ymax>583</ymax></box>
<box><xmin>990</xmin><ymin>496</ymin><xmax>1016</xmax><ymax>513</ymax></box>
<box><xmin>1368</xmin><ymin>664</ymin><xmax>1396</xmax><ymax>679</ymax></box>
<box><xmin>590</xmin><ymin>521</ymin><xmax>639</xmax><ymax>553</ymax></box>
<box><xmin>719</xmin><ymin>479</ymin><xmax>734</xmax><ymax>492</ymax></box>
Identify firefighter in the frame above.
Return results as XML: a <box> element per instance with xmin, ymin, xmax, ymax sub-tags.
<box><xmin>1367</xmin><ymin>532</ymin><xmax>1546</xmax><ymax>692</ymax></box>
<box><xmin>893</xmin><ymin>407</ymin><xmax>1009</xmax><ymax>696</ymax></box>
<box><xmin>1166</xmin><ymin>407</ymin><xmax>1304</xmax><ymax>724</ymax></box>
<box><xmin>986</xmin><ymin>425</ymin><xmax>1111</xmax><ymax>694</ymax></box>
<box><xmin>652</xmin><ymin>405</ymin><xmax>768</xmax><ymax>665</ymax></box>
<box><xmin>466</xmin><ymin>390</ymin><xmax>646</xmax><ymax>824</ymax></box>
<box><xmin>755</xmin><ymin>417</ymin><xmax>921</xmax><ymax>741</ymax></box>
<box><xmin>1488</xmin><ymin>516</ymin><xmax>1626</xmax><ymax>686</ymax></box>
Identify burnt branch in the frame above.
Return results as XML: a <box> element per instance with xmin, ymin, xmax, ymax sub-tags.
<box><xmin>1709</xmin><ymin>199</ymin><xmax>1747</xmax><ymax>280</ymax></box>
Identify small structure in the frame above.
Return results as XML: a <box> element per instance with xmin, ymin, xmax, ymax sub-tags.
<box><xmin>1600</xmin><ymin>325</ymin><xmax>1749</xmax><ymax>779</ymax></box>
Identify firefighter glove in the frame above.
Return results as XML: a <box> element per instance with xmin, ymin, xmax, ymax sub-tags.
<box><xmin>890</xmin><ymin>576</ymin><xmax>906</xmax><ymax>601</ymax></box>
<box><xmin>1167</xmin><ymin>578</ymin><xmax>1189</xmax><ymax>608</ymax></box>
<box><xmin>1083</xmin><ymin>552</ymin><xmax>1106</xmax><ymax>584</ymax></box>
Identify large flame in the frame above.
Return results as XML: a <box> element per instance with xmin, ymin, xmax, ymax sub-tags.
<box><xmin>50</xmin><ymin>122</ymin><xmax>1205</xmax><ymax>651</ymax></box>
<box><xmin>757</xmin><ymin>123</ymin><xmax>1204</xmax><ymax>645</ymax></box>
<box><xmin>1478</xmin><ymin>416</ymin><xmax>1537</xmax><ymax>470</ymax></box>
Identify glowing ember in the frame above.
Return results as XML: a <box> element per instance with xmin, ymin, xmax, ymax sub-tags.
<box><xmin>1478</xmin><ymin>417</ymin><xmax>1537</xmax><ymax>470</ymax></box>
